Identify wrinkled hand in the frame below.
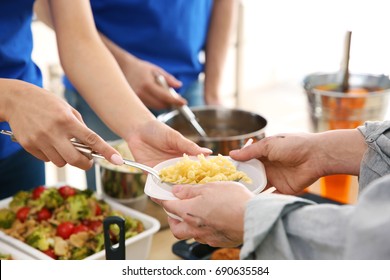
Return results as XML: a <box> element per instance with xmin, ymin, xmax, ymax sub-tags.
<box><xmin>125</xmin><ymin>119</ymin><xmax>212</xmax><ymax>167</ymax></box>
<box><xmin>121</xmin><ymin>58</ymin><xmax>187</xmax><ymax>110</ymax></box>
<box><xmin>154</xmin><ymin>182</ymin><xmax>254</xmax><ymax>247</ymax></box>
<box><xmin>230</xmin><ymin>134</ymin><xmax>324</xmax><ymax>194</ymax></box>
<box><xmin>5</xmin><ymin>81</ymin><xmax>122</xmax><ymax>169</ymax></box>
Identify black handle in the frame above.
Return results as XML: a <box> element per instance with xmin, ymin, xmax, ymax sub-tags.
<box><xmin>103</xmin><ymin>216</ymin><xmax>126</xmax><ymax>260</ymax></box>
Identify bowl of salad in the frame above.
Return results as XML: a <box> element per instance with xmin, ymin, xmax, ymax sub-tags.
<box><xmin>0</xmin><ymin>185</ymin><xmax>160</xmax><ymax>260</ymax></box>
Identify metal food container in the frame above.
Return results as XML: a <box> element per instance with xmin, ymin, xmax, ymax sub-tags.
<box><xmin>157</xmin><ymin>106</ymin><xmax>267</xmax><ymax>155</ymax></box>
<box><xmin>95</xmin><ymin>140</ymin><xmax>147</xmax><ymax>211</ymax></box>
<box><xmin>303</xmin><ymin>72</ymin><xmax>390</xmax><ymax>132</ymax></box>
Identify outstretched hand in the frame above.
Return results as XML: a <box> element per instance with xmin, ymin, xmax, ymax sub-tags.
<box><xmin>230</xmin><ymin>130</ymin><xmax>366</xmax><ymax>194</ymax></box>
<box><xmin>230</xmin><ymin>134</ymin><xmax>324</xmax><ymax>194</ymax></box>
<box><xmin>121</xmin><ymin>58</ymin><xmax>187</xmax><ymax>110</ymax></box>
<box><xmin>4</xmin><ymin>80</ymin><xmax>122</xmax><ymax>170</ymax></box>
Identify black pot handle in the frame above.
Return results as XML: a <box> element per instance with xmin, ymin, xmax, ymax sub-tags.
<box><xmin>103</xmin><ymin>216</ymin><xmax>126</xmax><ymax>260</ymax></box>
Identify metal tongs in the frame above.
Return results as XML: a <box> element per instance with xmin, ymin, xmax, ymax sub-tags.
<box><xmin>0</xmin><ymin>129</ymin><xmax>161</xmax><ymax>180</ymax></box>
<box><xmin>155</xmin><ymin>74</ymin><xmax>208</xmax><ymax>138</ymax></box>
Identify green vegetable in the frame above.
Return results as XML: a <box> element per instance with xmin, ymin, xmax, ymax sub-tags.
<box><xmin>68</xmin><ymin>194</ymin><xmax>92</xmax><ymax>220</ymax></box>
<box><xmin>93</xmin><ymin>233</ymin><xmax>105</xmax><ymax>253</ymax></box>
<box><xmin>0</xmin><ymin>208</ymin><xmax>16</xmax><ymax>229</ymax></box>
<box><xmin>0</xmin><ymin>253</ymin><xmax>12</xmax><ymax>260</ymax></box>
<box><xmin>109</xmin><ymin>210</ymin><xmax>143</xmax><ymax>240</ymax></box>
<box><xmin>71</xmin><ymin>247</ymin><xmax>92</xmax><ymax>260</ymax></box>
<box><xmin>39</xmin><ymin>188</ymin><xmax>64</xmax><ymax>209</ymax></box>
<box><xmin>9</xmin><ymin>191</ymin><xmax>30</xmax><ymax>212</ymax></box>
<box><xmin>25</xmin><ymin>226</ymin><xmax>51</xmax><ymax>251</ymax></box>
<box><xmin>55</xmin><ymin>209</ymin><xmax>72</xmax><ymax>222</ymax></box>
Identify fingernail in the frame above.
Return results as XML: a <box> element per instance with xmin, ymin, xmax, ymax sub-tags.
<box><xmin>110</xmin><ymin>153</ymin><xmax>124</xmax><ymax>165</ymax></box>
<box><xmin>201</xmin><ymin>148</ymin><xmax>213</xmax><ymax>154</ymax></box>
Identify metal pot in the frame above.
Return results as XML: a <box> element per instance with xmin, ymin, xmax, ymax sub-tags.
<box><xmin>303</xmin><ymin>72</ymin><xmax>390</xmax><ymax>132</ymax></box>
<box><xmin>95</xmin><ymin>140</ymin><xmax>147</xmax><ymax>211</ymax></box>
<box><xmin>157</xmin><ymin>106</ymin><xmax>267</xmax><ymax>155</ymax></box>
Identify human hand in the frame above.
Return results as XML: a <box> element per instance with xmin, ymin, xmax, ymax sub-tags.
<box><xmin>230</xmin><ymin>133</ymin><xmax>324</xmax><ymax>194</ymax></box>
<box><xmin>125</xmin><ymin>119</ymin><xmax>212</xmax><ymax>167</ymax></box>
<box><xmin>155</xmin><ymin>182</ymin><xmax>254</xmax><ymax>247</ymax></box>
<box><xmin>121</xmin><ymin>57</ymin><xmax>187</xmax><ymax>109</ymax></box>
<box><xmin>3</xmin><ymin>80</ymin><xmax>123</xmax><ymax>170</ymax></box>
<box><xmin>204</xmin><ymin>92</ymin><xmax>222</xmax><ymax>106</ymax></box>
<box><xmin>230</xmin><ymin>130</ymin><xmax>366</xmax><ymax>194</ymax></box>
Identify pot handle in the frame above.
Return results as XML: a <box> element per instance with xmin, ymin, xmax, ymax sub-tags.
<box><xmin>103</xmin><ymin>216</ymin><xmax>126</xmax><ymax>260</ymax></box>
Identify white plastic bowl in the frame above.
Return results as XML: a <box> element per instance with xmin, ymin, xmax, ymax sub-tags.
<box><xmin>144</xmin><ymin>155</ymin><xmax>267</xmax><ymax>200</ymax></box>
<box><xmin>0</xmin><ymin>239</ymin><xmax>35</xmax><ymax>260</ymax></box>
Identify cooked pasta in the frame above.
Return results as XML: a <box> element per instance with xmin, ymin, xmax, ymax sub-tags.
<box><xmin>159</xmin><ymin>154</ymin><xmax>252</xmax><ymax>184</ymax></box>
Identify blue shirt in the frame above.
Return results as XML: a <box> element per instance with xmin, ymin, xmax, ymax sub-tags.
<box><xmin>0</xmin><ymin>0</ymin><xmax>43</xmax><ymax>160</ymax></box>
<box><xmin>63</xmin><ymin>0</ymin><xmax>213</xmax><ymax>94</ymax></box>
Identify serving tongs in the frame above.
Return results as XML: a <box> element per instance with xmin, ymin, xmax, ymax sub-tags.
<box><xmin>155</xmin><ymin>74</ymin><xmax>208</xmax><ymax>138</ymax></box>
<box><xmin>0</xmin><ymin>129</ymin><xmax>161</xmax><ymax>181</ymax></box>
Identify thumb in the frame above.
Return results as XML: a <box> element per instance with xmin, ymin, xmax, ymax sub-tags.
<box><xmin>171</xmin><ymin>184</ymin><xmax>203</xmax><ymax>200</ymax></box>
<box><xmin>171</xmin><ymin>131</ymin><xmax>213</xmax><ymax>156</ymax></box>
<box><xmin>230</xmin><ymin>143</ymin><xmax>261</xmax><ymax>161</ymax></box>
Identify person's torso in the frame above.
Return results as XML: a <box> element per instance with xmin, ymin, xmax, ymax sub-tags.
<box><xmin>0</xmin><ymin>0</ymin><xmax>42</xmax><ymax>159</ymax></box>
<box><xmin>64</xmin><ymin>0</ymin><xmax>213</xmax><ymax>93</ymax></box>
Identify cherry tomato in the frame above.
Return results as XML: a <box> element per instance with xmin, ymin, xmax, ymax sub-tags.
<box><xmin>56</xmin><ymin>222</ymin><xmax>75</xmax><ymax>239</ymax></box>
<box><xmin>82</xmin><ymin>220</ymin><xmax>102</xmax><ymax>232</ymax></box>
<box><xmin>16</xmin><ymin>206</ymin><xmax>30</xmax><ymax>222</ymax></box>
<box><xmin>58</xmin><ymin>185</ymin><xmax>76</xmax><ymax>199</ymax></box>
<box><xmin>95</xmin><ymin>204</ymin><xmax>102</xmax><ymax>216</ymax></box>
<box><xmin>72</xmin><ymin>224</ymin><xmax>89</xmax><ymax>235</ymax></box>
<box><xmin>32</xmin><ymin>186</ymin><xmax>46</xmax><ymax>199</ymax></box>
<box><xmin>43</xmin><ymin>248</ymin><xmax>57</xmax><ymax>259</ymax></box>
<box><xmin>37</xmin><ymin>207</ymin><xmax>52</xmax><ymax>222</ymax></box>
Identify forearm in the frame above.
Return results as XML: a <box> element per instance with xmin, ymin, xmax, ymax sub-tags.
<box><xmin>0</xmin><ymin>79</ymin><xmax>14</xmax><ymax>122</ymax></box>
<box><xmin>59</xmin><ymin>35</ymin><xmax>153</xmax><ymax>137</ymax></box>
<box><xmin>314</xmin><ymin>129</ymin><xmax>367</xmax><ymax>176</ymax></box>
<box><xmin>48</xmin><ymin>0</ymin><xmax>154</xmax><ymax>141</ymax></box>
<box><xmin>204</xmin><ymin>0</ymin><xmax>236</xmax><ymax>101</ymax></box>
<box><xmin>0</xmin><ymin>79</ymin><xmax>32</xmax><ymax>122</ymax></box>
<box><xmin>99</xmin><ymin>34</ymin><xmax>139</xmax><ymax>72</ymax></box>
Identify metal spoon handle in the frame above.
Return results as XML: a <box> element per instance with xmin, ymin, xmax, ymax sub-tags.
<box><xmin>155</xmin><ymin>74</ymin><xmax>208</xmax><ymax>138</ymax></box>
<box><xmin>72</xmin><ymin>141</ymin><xmax>161</xmax><ymax>180</ymax></box>
<box><xmin>0</xmin><ymin>129</ymin><xmax>161</xmax><ymax>181</ymax></box>
<box><xmin>71</xmin><ymin>139</ymin><xmax>161</xmax><ymax>180</ymax></box>
<box><xmin>122</xmin><ymin>159</ymin><xmax>160</xmax><ymax>180</ymax></box>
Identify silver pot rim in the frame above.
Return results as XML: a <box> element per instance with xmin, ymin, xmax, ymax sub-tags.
<box><xmin>303</xmin><ymin>72</ymin><xmax>390</xmax><ymax>97</ymax></box>
<box><xmin>157</xmin><ymin>105</ymin><xmax>267</xmax><ymax>141</ymax></box>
